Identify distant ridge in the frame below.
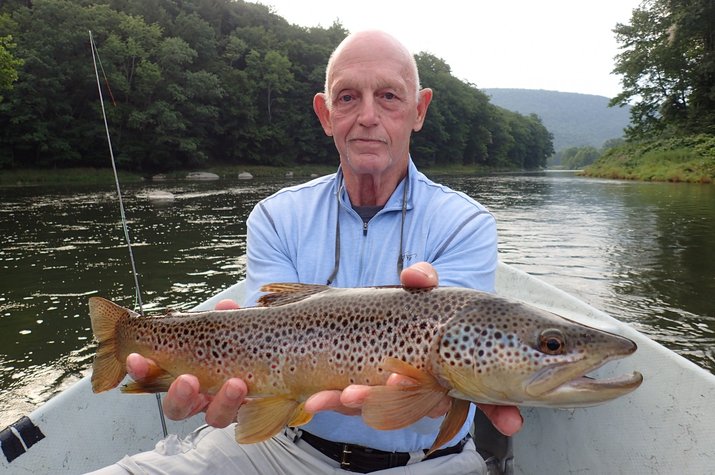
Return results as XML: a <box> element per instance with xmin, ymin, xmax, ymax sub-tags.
<box><xmin>483</xmin><ymin>88</ymin><xmax>631</xmax><ymax>151</ymax></box>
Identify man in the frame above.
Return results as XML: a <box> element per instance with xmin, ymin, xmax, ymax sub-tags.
<box><xmin>93</xmin><ymin>30</ymin><xmax>521</xmax><ymax>474</ymax></box>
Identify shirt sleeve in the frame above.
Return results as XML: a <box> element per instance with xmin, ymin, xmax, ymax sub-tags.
<box><xmin>243</xmin><ymin>202</ymin><xmax>299</xmax><ymax>306</ymax></box>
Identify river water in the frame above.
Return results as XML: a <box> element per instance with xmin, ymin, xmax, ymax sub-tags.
<box><xmin>1</xmin><ymin>172</ymin><xmax>713</xmax><ymax>427</ymax></box>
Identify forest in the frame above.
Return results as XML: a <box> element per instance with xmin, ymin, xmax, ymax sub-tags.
<box><xmin>0</xmin><ymin>0</ymin><xmax>553</xmax><ymax>173</ymax></box>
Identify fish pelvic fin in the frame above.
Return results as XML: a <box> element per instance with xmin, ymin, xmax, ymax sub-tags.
<box><xmin>362</xmin><ymin>357</ymin><xmax>449</xmax><ymax>431</ymax></box>
<box><xmin>258</xmin><ymin>283</ymin><xmax>329</xmax><ymax>307</ymax></box>
<box><xmin>235</xmin><ymin>396</ymin><xmax>308</xmax><ymax>444</ymax></box>
<box><xmin>88</xmin><ymin>297</ymin><xmax>134</xmax><ymax>393</ymax></box>
<box><xmin>427</xmin><ymin>398</ymin><xmax>471</xmax><ymax>455</ymax></box>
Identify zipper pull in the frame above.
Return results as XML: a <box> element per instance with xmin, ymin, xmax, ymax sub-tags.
<box><xmin>363</xmin><ymin>221</ymin><xmax>368</xmax><ymax>236</ymax></box>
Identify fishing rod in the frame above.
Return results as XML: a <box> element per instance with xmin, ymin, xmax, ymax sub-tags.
<box><xmin>88</xmin><ymin>30</ymin><xmax>168</xmax><ymax>438</ymax></box>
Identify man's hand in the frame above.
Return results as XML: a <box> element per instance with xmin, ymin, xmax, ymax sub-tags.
<box><xmin>126</xmin><ymin>298</ymin><xmax>247</xmax><ymax>428</ymax></box>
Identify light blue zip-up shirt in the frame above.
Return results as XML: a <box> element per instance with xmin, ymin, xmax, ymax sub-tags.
<box><xmin>243</xmin><ymin>159</ymin><xmax>497</xmax><ymax>453</ymax></box>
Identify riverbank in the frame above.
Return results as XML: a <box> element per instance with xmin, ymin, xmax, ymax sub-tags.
<box><xmin>0</xmin><ymin>163</ymin><xmax>498</xmax><ymax>186</ymax></box>
<box><xmin>583</xmin><ymin>134</ymin><xmax>715</xmax><ymax>183</ymax></box>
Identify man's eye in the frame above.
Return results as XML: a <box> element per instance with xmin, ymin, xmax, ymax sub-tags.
<box><xmin>339</xmin><ymin>94</ymin><xmax>353</xmax><ymax>103</ymax></box>
<box><xmin>383</xmin><ymin>92</ymin><xmax>396</xmax><ymax>100</ymax></box>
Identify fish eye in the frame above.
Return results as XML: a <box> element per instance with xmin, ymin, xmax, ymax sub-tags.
<box><xmin>538</xmin><ymin>329</ymin><xmax>566</xmax><ymax>355</ymax></box>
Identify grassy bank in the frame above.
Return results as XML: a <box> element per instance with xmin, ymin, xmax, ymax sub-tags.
<box><xmin>0</xmin><ymin>167</ymin><xmax>145</xmax><ymax>186</ymax></box>
<box><xmin>583</xmin><ymin>134</ymin><xmax>715</xmax><ymax>184</ymax></box>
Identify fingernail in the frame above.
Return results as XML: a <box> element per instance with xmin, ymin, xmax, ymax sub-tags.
<box><xmin>176</xmin><ymin>377</ymin><xmax>192</xmax><ymax>399</ymax></box>
<box><xmin>225</xmin><ymin>380</ymin><xmax>243</xmax><ymax>401</ymax></box>
<box><xmin>412</xmin><ymin>262</ymin><xmax>434</xmax><ymax>278</ymax></box>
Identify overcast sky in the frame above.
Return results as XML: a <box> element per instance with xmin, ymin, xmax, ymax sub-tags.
<box><xmin>255</xmin><ymin>0</ymin><xmax>642</xmax><ymax>98</ymax></box>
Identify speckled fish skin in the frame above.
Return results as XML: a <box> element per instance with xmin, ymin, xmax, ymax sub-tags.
<box><xmin>88</xmin><ymin>283</ymin><xmax>642</xmax><ymax>448</ymax></box>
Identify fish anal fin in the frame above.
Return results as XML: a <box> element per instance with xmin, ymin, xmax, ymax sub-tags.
<box><xmin>121</xmin><ymin>369</ymin><xmax>176</xmax><ymax>394</ymax></box>
<box><xmin>288</xmin><ymin>402</ymin><xmax>313</xmax><ymax>427</ymax></box>
<box><xmin>257</xmin><ymin>283</ymin><xmax>329</xmax><ymax>307</ymax></box>
<box><xmin>235</xmin><ymin>396</ymin><xmax>301</xmax><ymax>444</ymax></box>
<box><xmin>363</xmin><ymin>359</ymin><xmax>448</xmax><ymax>431</ymax></box>
<box><xmin>427</xmin><ymin>398</ymin><xmax>471</xmax><ymax>455</ymax></box>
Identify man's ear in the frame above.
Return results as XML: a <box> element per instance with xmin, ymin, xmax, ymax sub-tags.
<box><xmin>412</xmin><ymin>88</ymin><xmax>433</xmax><ymax>132</ymax></box>
<box><xmin>313</xmin><ymin>93</ymin><xmax>333</xmax><ymax>136</ymax></box>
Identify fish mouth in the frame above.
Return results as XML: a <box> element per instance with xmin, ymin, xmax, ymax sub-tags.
<box><xmin>546</xmin><ymin>371</ymin><xmax>643</xmax><ymax>403</ymax></box>
<box><xmin>525</xmin><ymin>362</ymin><xmax>643</xmax><ymax>407</ymax></box>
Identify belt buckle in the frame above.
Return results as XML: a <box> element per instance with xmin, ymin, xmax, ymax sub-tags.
<box><xmin>339</xmin><ymin>443</ymin><xmax>352</xmax><ymax>469</ymax></box>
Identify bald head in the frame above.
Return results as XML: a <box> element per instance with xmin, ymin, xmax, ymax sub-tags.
<box><xmin>324</xmin><ymin>30</ymin><xmax>421</xmax><ymax>106</ymax></box>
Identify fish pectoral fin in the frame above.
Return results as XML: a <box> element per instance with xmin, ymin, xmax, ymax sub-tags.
<box><xmin>362</xmin><ymin>358</ymin><xmax>448</xmax><ymax>431</ymax></box>
<box><xmin>427</xmin><ymin>398</ymin><xmax>471</xmax><ymax>455</ymax></box>
<box><xmin>379</xmin><ymin>357</ymin><xmax>438</xmax><ymax>385</ymax></box>
<box><xmin>258</xmin><ymin>283</ymin><xmax>329</xmax><ymax>307</ymax></box>
<box><xmin>235</xmin><ymin>396</ymin><xmax>301</xmax><ymax>444</ymax></box>
<box><xmin>121</xmin><ymin>368</ymin><xmax>176</xmax><ymax>394</ymax></box>
<box><xmin>362</xmin><ymin>384</ymin><xmax>448</xmax><ymax>431</ymax></box>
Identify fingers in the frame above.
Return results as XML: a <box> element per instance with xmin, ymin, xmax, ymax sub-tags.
<box><xmin>304</xmin><ymin>389</ymin><xmax>362</xmax><ymax>416</ymax></box>
<box><xmin>477</xmin><ymin>404</ymin><xmax>523</xmax><ymax>436</ymax></box>
<box><xmin>162</xmin><ymin>374</ymin><xmax>207</xmax><ymax>421</ymax></box>
<box><xmin>204</xmin><ymin>378</ymin><xmax>248</xmax><ymax>428</ymax></box>
<box><xmin>305</xmin><ymin>376</ymin><xmax>452</xmax><ymax>420</ymax></box>
<box><xmin>400</xmin><ymin>262</ymin><xmax>439</xmax><ymax>288</ymax></box>
<box><xmin>126</xmin><ymin>352</ymin><xmax>152</xmax><ymax>380</ymax></box>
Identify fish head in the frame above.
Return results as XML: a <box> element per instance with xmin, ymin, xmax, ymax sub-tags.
<box><xmin>433</xmin><ymin>295</ymin><xmax>643</xmax><ymax>407</ymax></box>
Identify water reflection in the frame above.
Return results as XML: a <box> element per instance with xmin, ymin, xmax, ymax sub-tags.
<box><xmin>441</xmin><ymin>172</ymin><xmax>715</xmax><ymax>373</ymax></box>
<box><xmin>1</xmin><ymin>173</ymin><xmax>713</xmax><ymax>427</ymax></box>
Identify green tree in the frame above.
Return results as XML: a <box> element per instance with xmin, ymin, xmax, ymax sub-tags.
<box><xmin>246</xmin><ymin>49</ymin><xmax>293</xmax><ymax>124</ymax></box>
<box><xmin>0</xmin><ymin>34</ymin><xmax>23</xmax><ymax>103</ymax></box>
<box><xmin>611</xmin><ymin>0</ymin><xmax>715</xmax><ymax>137</ymax></box>
<box><xmin>559</xmin><ymin>146</ymin><xmax>600</xmax><ymax>169</ymax></box>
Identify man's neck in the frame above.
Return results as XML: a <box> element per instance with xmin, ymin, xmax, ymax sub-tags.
<box><xmin>343</xmin><ymin>171</ymin><xmax>406</xmax><ymax>206</ymax></box>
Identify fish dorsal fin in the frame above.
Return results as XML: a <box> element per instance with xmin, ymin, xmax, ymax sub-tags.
<box><xmin>234</xmin><ymin>396</ymin><xmax>303</xmax><ymax>444</ymax></box>
<box><xmin>362</xmin><ymin>357</ymin><xmax>449</xmax><ymax>431</ymax></box>
<box><xmin>257</xmin><ymin>283</ymin><xmax>329</xmax><ymax>307</ymax></box>
<box><xmin>427</xmin><ymin>398</ymin><xmax>471</xmax><ymax>455</ymax></box>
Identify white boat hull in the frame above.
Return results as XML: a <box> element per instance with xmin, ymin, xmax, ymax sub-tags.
<box><xmin>2</xmin><ymin>262</ymin><xmax>713</xmax><ymax>473</ymax></box>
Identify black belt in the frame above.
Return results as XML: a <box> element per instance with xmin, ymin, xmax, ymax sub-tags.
<box><xmin>298</xmin><ymin>430</ymin><xmax>470</xmax><ymax>473</ymax></box>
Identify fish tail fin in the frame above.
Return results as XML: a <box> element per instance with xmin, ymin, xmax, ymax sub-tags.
<box><xmin>88</xmin><ymin>297</ymin><xmax>132</xmax><ymax>393</ymax></box>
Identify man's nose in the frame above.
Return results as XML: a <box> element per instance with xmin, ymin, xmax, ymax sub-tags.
<box><xmin>357</xmin><ymin>96</ymin><xmax>379</xmax><ymax>127</ymax></box>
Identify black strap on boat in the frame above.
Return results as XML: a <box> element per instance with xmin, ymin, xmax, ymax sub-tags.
<box><xmin>0</xmin><ymin>416</ymin><xmax>45</xmax><ymax>463</ymax></box>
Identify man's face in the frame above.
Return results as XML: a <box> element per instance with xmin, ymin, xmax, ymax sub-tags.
<box><xmin>314</xmin><ymin>36</ymin><xmax>431</xmax><ymax>181</ymax></box>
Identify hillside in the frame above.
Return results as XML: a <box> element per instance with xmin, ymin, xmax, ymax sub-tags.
<box><xmin>483</xmin><ymin>88</ymin><xmax>631</xmax><ymax>151</ymax></box>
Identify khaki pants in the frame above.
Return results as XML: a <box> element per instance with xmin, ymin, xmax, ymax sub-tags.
<box><xmin>86</xmin><ymin>424</ymin><xmax>488</xmax><ymax>475</ymax></box>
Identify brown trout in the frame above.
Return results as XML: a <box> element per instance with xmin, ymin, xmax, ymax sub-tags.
<box><xmin>89</xmin><ymin>284</ymin><xmax>643</xmax><ymax>452</ymax></box>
